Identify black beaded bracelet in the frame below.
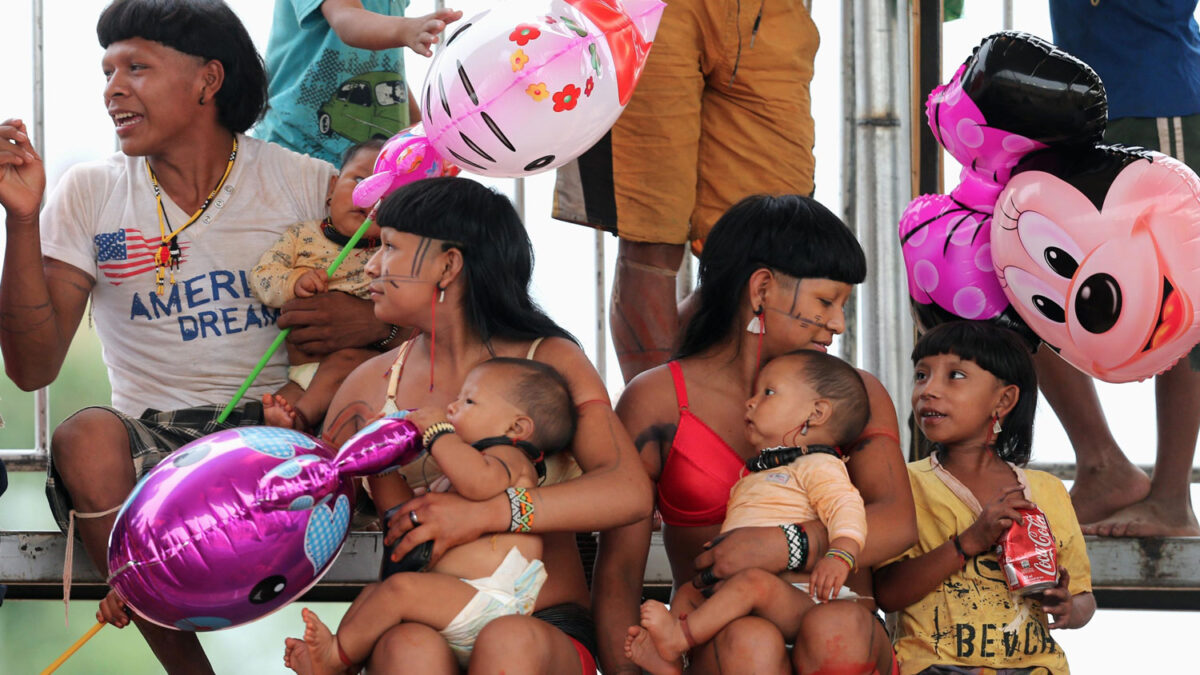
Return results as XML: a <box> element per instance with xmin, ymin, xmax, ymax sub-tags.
<box><xmin>951</xmin><ymin>534</ymin><xmax>968</xmax><ymax>568</ymax></box>
<box><xmin>374</xmin><ymin>324</ymin><xmax>401</xmax><ymax>350</ymax></box>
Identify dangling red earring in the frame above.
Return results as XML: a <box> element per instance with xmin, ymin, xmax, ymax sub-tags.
<box><xmin>986</xmin><ymin>412</ymin><xmax>1001</xmax><ymax>447</ymax></box>
<box><xmin>428</xmin><ymin>284</ymin><xmax>443</xmax><ymax>392</ymax></box>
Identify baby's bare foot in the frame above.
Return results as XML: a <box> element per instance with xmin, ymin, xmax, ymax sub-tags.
<box><xmin>283</xmin><ymin>636</ymin><xmax>314</xmax><ymax>674</ymax></box>
<box><xmin>301</xmin><ymin>607</ymin><xmax>351</xmax><ymax>675</ymax></box>
<box><xmin>626</xmin><ymin>625</ymin><xmax>683</xmax><ymax>675</ymax></box>
<box><xmin>263</xmin><ymin>394</ymin><xmax>305</xmax><ymax>430</ymax></box>
<box><xmin>640</xmin><ymin>600</ymin><xmax>690</xmax><ymax>664</ymax></box>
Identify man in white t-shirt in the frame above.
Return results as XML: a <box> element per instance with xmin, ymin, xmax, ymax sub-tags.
<box><xmin>0</xmin><ymin>2</ymin><xmax>393</xmax><ymax>672</ymax></box>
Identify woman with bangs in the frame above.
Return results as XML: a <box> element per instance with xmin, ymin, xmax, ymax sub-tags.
<box><xmin>599</xmin><ymin>194</ymin><xmax>918</xmax><ymax>675</ymax></box>
<box><xmin>300</xmin><ymin>176</ymin><xmax>653</xmax><ymax>675</ymax></box>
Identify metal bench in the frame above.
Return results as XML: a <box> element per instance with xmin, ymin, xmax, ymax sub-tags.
<box><xmin>2</xmin><ymin>530</ymin><xmax>1197</xmax><ymax>610</ymax></box>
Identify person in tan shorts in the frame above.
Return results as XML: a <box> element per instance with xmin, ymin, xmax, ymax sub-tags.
<box><xmin>554</xmin><ymin>0</ymin><xmax>820</xmax><ymax>382</ymax></box>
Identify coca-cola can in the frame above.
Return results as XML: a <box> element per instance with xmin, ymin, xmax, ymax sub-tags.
<box><xmin>997</xmin><ymin>505</ymin><xmax>1058</xmax><ymax>595</ymax></box>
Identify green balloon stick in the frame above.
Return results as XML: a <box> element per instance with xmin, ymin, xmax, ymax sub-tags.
<box><xmin>216</xmin><ymin>214</ymin><xmax>375</xmax><ymax>424</ymax></box>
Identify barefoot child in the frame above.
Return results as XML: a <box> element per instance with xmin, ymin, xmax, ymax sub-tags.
<box><xmin>627</xmin><ymin>350</ymin><xmax>871</xmax><ymax>673</ymax></box>
<box><xmin>874</xmin><ymin>321</ymin><xmax>1095</xmax><ymax>674</ymax></box>
<box><xmin>283</xmin><ymin>357</ymin><xmax>575</xmax><ymax>673</ymax></box>
<box><xmin>251</xmin><ymin>140</ymin><xmax>386</xmax><ymax>431</ymax></box>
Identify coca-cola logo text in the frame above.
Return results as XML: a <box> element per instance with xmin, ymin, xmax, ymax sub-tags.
<box><xmin>1024</xmin><ymin>510</ymin><xmax>1054</xmax><ymax>549</ymax></box>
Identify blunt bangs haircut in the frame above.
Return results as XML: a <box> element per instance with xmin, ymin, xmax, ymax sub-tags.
<box><xmin>98</xmin><ymin>0</ymin><xmax>267</xmax><ymax>133</ymax></box>
<box><xmin>484</xmin><ymin>358</ymin><xmax>577</xmax><ymax>455</ymax></box>
<box><xmin>911</xmin><ymin>321</ymin><xmax>1038</xmax><ymax>465</ymax></box>
<box><xmin>679</xmin><ymin>194</ymin><xmax>866</xmax><ymax>358</ymax></box>
<box><xmin>376</xmin><ymin>177</ymin><xmax>576</xmax><ymax>347</ymax></box>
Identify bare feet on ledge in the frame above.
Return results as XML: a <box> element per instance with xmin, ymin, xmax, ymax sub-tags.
<box><xmin>1069</xmin><ymin>456</ymin><xmax>1151</xmax><ymax>525</ymax></box>
<box><xmin>1080</xmin><ymin>497</ymin><xmax>1200</xmax><ymax>537</ymax></box>
<box><xmin>625</xmin><ymin>625</ymin><xmax>684</xmax><ymax>675</ymax></box>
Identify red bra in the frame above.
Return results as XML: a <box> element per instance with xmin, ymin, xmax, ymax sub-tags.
<box><xmin>654</xmin><ymin>361</ymin><xmax>901</xmax><ymax>529</ymax></box>
<box><xmin>655</xmin><ymin>361</ymin><xmax>746</xmax><ymax>528</ymax></box>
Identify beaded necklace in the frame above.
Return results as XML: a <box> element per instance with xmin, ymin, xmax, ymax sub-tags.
<box><xmin>146</xmin><ymin>137</ymin><xmax>238</xmax><ymax>294</ymax></box>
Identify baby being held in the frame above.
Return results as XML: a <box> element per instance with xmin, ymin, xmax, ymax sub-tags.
<box><xmin>251</xmin><ymin>139</ymin><xmax>387</xmax><ymax>432</ymax></box>
<box><xmin>628</xmin><ymin>350</ymin><xmax>871</xmax><ymax>675</ymax></box>
<box><xmin>284</xmin><ymin>357</ymin><xmax>575</xmax><ymax>674</ymax></box>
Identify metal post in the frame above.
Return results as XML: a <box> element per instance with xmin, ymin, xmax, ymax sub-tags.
<box><xmin>33</xmin><ymin>0</ymin><xmax>50</xmax><ymax>458</ymax></box>
<box><xmin>514</xmin><ymin>177</ymin><xmax>525</xmax><ymax>221</ymax></box>
<box><xmin>843</xmin><ymin>0</ymin><xmax>913</xmax><ymax>447</ymax></box>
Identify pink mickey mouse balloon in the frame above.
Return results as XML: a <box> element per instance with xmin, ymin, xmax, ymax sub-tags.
<box><xmin>899</xmin><ymin>32</ymin><xmax>1105</xmax><ymax>337</ymax></box>
<box><xmin>418</xmin><ymin>0</ymin><xmax>664</xmax><ymax>177</ymax></box>
<box><xmin>107</xmin><ymin>416</ymin><xmax>423</xmax><ymax>631</ymax></box>
<box><xmin>352</xmin><ymin>124</ymin><xmax>462</xmax><ymax>208</ymax></box>
<box><xmin>992</xmin><ymin>145</ymin><xmax>1200</xmax><ymax>382</ymax></box>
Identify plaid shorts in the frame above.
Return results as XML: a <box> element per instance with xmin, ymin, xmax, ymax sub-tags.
<box><xmin>45</xmin><ymin>402</ymin><xmax>264</xmax><ymax>533</ymax></box>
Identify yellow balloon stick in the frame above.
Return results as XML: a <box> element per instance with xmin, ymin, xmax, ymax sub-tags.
<box><xmin>41</xmin><ymin>621</ymin><xmax>105</xmax><ymax>674</ymax></box>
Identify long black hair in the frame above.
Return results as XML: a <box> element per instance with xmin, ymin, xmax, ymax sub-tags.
<box><xmin>911</xmin><ymin>321</ymin><xmax>1037</xmax><ymax>465</ymax></box>
<box><xmin>678</xmin><ymin>194</ymin><xmax>866</xmax><ymax>358</ymax></box>
<box><xmin>376</xmin><ymin>177</ymin><xmax>576</xmax><ymax>347</ymax></box>
<box><xmin>97</xmin><ymin>0</ymin><xmax>267</xmax><ymax>133</ymax></box>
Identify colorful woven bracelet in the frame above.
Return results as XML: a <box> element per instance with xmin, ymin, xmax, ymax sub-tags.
<box><xmin>421</xmin><ymin>422</ymin><xmax>456</xmax><ymax>451</ymax></box>
<box><xmin>825</xmin><ymin>548</ymin><xmax>856</xmax><ymax>571</ymax></box>
<box><xmin>506</xmin><ymin>487</ymin><xmax>535</xmax><ymax>533</ymax></box>
<box><xmin>779</xmin><ymin>523</ymin><xmax>809</xmax><ymax>571</ymax></box>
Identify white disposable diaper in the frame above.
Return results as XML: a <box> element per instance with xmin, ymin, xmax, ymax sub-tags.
<box><xmin>440</xmin><ymin>546</ymin><xmax>547</xmax><ymax>666</ymax></box>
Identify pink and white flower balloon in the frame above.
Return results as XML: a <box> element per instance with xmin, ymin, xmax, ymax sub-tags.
<box><xmin>352</xmin><ymin>0</ymin><xmax>664</xmax><ymax>205</ymax></box>
<box><xmin>420</xmin><ymin>0</ymin><xmax>664</xmax><ymax>176</ymax></box>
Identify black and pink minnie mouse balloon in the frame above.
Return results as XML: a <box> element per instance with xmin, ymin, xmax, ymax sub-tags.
<box><xmin>899</xmin><ymin>31</ymin><xmax>1200</xmax><ymax>382</ymax></box>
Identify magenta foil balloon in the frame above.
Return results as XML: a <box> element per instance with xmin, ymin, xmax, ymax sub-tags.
<box><xmin>107</xmin><ymin>418</ymin><xmax>423</xmax><ymax>631</ymax></box>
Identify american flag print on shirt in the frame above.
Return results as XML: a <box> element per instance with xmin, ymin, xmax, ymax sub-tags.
<box><xmin>94</xmin><ymin>228</ymin><xmax>187</xmax><ymax>284</ymax></box>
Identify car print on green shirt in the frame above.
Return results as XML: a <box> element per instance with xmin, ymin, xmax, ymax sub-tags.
<box><xmin>317</xmin><ymin>71</ymin><xmax>407</xmax><ymax>143</ymax></box>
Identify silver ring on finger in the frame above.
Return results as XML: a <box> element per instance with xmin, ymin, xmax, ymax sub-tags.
<box><xmin>409</xmin><ymin>510</ymin><xmax>420</xmax><ymax>527</ymax></box>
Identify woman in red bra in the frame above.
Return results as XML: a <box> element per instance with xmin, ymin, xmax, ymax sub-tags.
<box><xmin>305</xmin><ymin>177</ymin><xmax>652</xmax><ymax>675</ymax></box>
<box><xmin>602</xmin><ymin>195</ymin><xmax>918</xmax><ymax>675</ymax></box>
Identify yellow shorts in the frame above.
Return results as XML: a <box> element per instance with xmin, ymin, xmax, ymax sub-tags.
<box><xmin>554</xmin><ymin>0</ymin><xmax>818</xmax><ymax>251</ymax></box>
